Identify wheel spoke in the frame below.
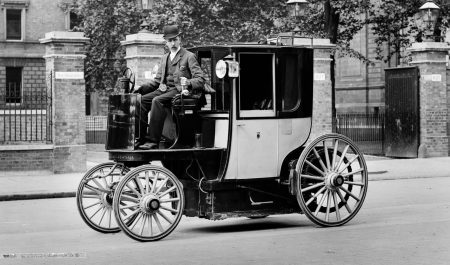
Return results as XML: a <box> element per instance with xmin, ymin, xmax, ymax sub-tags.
<box><xmin>101</xmin><ymin>175</ymin><xmax>108</xmax><ymax>190</ymax></box>
<box><xmin>323</xmin><ymin>141</ymin><xmax>331</xmax><ymax>170</ymax></box>
<box><xmin>135</xmin><ymin>175</ymin><xmax>144</xmax><ymax>194</ymax></box>
<box><xmin>157</xmin><ymin>210</ymin><xmax>174</xmax><ymax>225</ymax></box>
<box><xmin>337</xmin><ymin>155</ymin><xmax>359</xmax><ymax>174</ymax></box>
<box><xmin>160</xmin><ymin>197</ymin><xmax>180</xmax><ymax>203</ymax></box>
<box><xmin>125</xmin><ymin>183</ymin><xmax>142</xmax><ymax>198</ymax></box>
<box><xmin>314</xmin><ymin>190</ymin><xmax>328</xmax><ymax>216</ymax></box>
<box><xmin>331</xmin><ymin>139</ymin><xmax>339</xmax><ymax>171</ymax></box>
<box><xmin>130</xmin><ymin>213</ymin><xmax>143</xmax><ymax>230</ymax></box>
<box><xmin>89</xmin><ymin>205</ymin><xmax>103</xmax><ymax>219</ymax></box>
<box><xmin>82</xmin><ymin>193</ymin><xmax>101</xmax><ymax>199</ymax></box>
<box><xmin>120</xmin><ymin>194</ymin><xmax>140</xmax><ymax>203</ymax></box>
<box><xmin>305</xmin><ymin>159</ymin><xmax>325</xmax><ymax>176</ymax></box>
<box><xmin>335</xmin><ymin>144</ymin><xmax>350</xmax><ymax>172</ymax></box>
<box><xmin>336</xmin><ymin>189</ymin><xmax>352</xmax><ymax>214</ymax></box>
<box><xmin>332</xmin><ymin>191</ymin><xmax>341</xmax><ymax>221</ymax></box>
<box><xmin>84</xmin><ymin>184</ymin><xmax>106</xmax><ymax>195</ymax></box>
<box><xmin>158</xmin><ymin>185</ymin><xmax>177</xmax><ymax>198</ymax></box>
<box><xmin>140</xmin><ymin>214</ymin><xmax>147</xmax><ymax>236</ymax></box>
<box><xmin>83</xmin><ymin>200</ymin><xmax>102</xmax><ymax>210</ymax></box>
<box><xmin>92</xmin><ymin>179</ymin><xmax>107</xmax><ymax>192</ymax></box>
<box><xmin>160</xmin><ymin>205</ymin><xmax>178</xmax><ymax>214</ymax></box>
<box><xmin>108</xmin><ymin>208</ymin><xmax>112</xmax><ymax>228</ymax></box>
<box><xmin>122</xmin><ymin>208</ymin><xmax>140</xmax><ymax>222</ymax></box>
<box><xmin>325</xmin><ymin>191</ymin><xmax>331</xmax><ymax>222</ymax></box>
<box><xmin>305</xmin><ymin>186</ymin><xmax>327</xmax><ymax>206</ymax></box>
<box><xmin>301</xmin><ymin>182</ymin><xmax>325</xmax><ymax>193</ymax></box>
<box><xmin>98</xmin><ymin>207</ymin><xmax>107</xmax><ymax>225</ymax></box>
<box><xmin>149</xmin><ymin>214</ymin><xmax>153</xmax><ymax>236</ymax></box>
<box><xmin>153</xmin><ymin>213</ymin><xmax>164</xmax><ymax>233</ymax></box>
<box><xmin>145</xmin><ymin>171</ymin><xmax>150</xmax><ymax>194</ymax></box>
<box><xmin>150</xmin><ymin>172</ymin><xmax>158</xmax><ymax>193</ymax></box>
<box><xmin>344</xmin><ymin>181</ymin><xmax>365</xmax><ymax>187</ymax></box>
<box><xmin>120</xmin><ymin>203</ymin><xmax>139</xmax><ymax>210</ymax></box>
<box><xmin>342</xmin><ymin>168</ymin><xmax>365</xmax><ymax>177</ymax></box>
<box><xmin>339</xmin><ymin>186</ymin><xmax>361</xmax><ymax>202</ymax></box>
<box><xmin>312</xmin><ymin>147</ymin><xmax>328</xmax><ymax>173</ymax></box>
<box><xmin>155</xmin><ymin>177</ymin><xmax>169</xmax><ymax>194</ymax></box>
<box><xmin>301</xmin><ymin>174</ymin><xmax>325</xmax><ymax>181</ymax></box>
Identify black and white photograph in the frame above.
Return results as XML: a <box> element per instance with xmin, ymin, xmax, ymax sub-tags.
<box><xmin>0</xmin><ymin>0</ymin><xmax>449</xmax><ymax>264</ymax></box>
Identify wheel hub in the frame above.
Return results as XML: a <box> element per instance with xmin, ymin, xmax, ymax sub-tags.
<box><xmin>325</xmin><ymin>172</ymin><xmax>345</xmax><ymax>189</ymax></box>
<box><xmin>140</xmin><ymin>195</ymin><xmax>160</xmax><ymax>213</ymax></box>
<box><xmin>101</xmin><ymin>192</ymin><xmax>114</xmax><ymax>207</ymax></box>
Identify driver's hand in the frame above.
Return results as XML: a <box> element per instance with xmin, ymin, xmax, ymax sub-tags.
<box><xmin>181</xmin><ymin>89</ymin><xmax>190</xmax><ymax>96</ymax></box>
<box><xmin>133</xmin><ymin>86</ymin><xmax>142</xmax><ymax>94</ymax></box>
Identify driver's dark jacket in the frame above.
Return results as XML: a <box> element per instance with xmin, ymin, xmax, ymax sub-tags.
<box><xmin>139</xmin><ymin>47</ymin><xmax>205</xmax><ymax>94</ymax></box>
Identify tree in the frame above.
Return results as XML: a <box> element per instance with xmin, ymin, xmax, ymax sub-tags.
<box><xmin>370</xmin><ymin>0</ymin><xmax>450</xmax><ymax>66</ymax></box>
<box><xmin>74</xmin><ymin>0</ymin><xmax>141</xmax><ymax>92</ymax></box>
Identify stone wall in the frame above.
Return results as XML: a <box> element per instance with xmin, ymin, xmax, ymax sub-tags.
<box><xmin>408</xmin><ymin>42</ymin><xmax>449</xmax><ymax>157</ymax></box>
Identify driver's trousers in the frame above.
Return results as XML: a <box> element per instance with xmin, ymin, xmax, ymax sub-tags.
<box><xmin>137</xmin><ymin>87</ymin><xmax>179</xmax><ymax>143</ymax></box>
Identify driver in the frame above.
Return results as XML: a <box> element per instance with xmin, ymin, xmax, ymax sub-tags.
<box><xmin>133</xmin><ymin>24</ymin><xmax>205</xmax><ymax>150</ymax></box>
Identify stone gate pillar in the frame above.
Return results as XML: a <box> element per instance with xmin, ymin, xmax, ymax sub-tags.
<box><xmin>40</xmin><ymin>32</ymin><xmax>89</xmax><ymax>173</ymax></box>
<box><xmin>307</xmin><ymin>39</ymin><xmax>335</xmax><ymax>141</ymax></box>
<box><xmin>120</xmin><ymin>31</ymin><xmax>165</xmax><ymax>87</ymax></box>
<box><xmin>408</xmin><ymin>42</ymin><xmax>449</xmax><ymax>157</ymax></box>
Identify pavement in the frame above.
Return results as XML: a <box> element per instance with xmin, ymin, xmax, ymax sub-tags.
<box><xmin>0</xmin><ymin>144</ymin><xmax>449</xmax><ymax>201</ymax></box>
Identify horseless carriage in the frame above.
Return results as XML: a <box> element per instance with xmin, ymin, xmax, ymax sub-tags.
<box><xmin>76</xmin><ymin>42</ymin><xmax>368</xmax><ymax>242</ymax></box>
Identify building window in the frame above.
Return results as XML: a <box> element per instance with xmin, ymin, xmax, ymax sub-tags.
<box><xmin>69</xmin><ymin>11</ymin><xmax>82</xmax><ymax>30</ymax></box>
<box><xmin>141</xmin><ymin>0</ymin><xmax>153</xmax><ymax>10</ymax></box>
<box><xmin>6</xmin><ymin>9</ymin><xmax>22</xmax><ymax>40</ymax></box>
<box><xmin>6</xmin><ymin>67</ymin><xmax>22</xmax><ymax>104</ymax></box>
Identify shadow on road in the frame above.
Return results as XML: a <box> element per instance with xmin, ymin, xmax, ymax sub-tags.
<box><xmin>185</xmin><ymin>218</ymin><xmax>308</xmax><ymax>234</ymax></box>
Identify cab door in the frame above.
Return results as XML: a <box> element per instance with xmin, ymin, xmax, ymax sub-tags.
<box><xmin>236</xmin><ymin>52</ymin><xmax>278</xmax><ymax>179</ymax></box>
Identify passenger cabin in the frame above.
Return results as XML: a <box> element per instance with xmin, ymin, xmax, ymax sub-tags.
<box><xmin>106</xmin><ymin>44</ymin><xmax>313</xmax><ymax>181</ymax></box>
<box><xmin>192</xmin><ymin>45</ymin><xmax>313</xmax><ymax>180</ymax></box>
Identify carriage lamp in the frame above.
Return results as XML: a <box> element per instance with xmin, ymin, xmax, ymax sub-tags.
<box><xmin>215</xmin><ymin>59</ymin><xmax>240</xmax><ymax>79</ymax></box>
<box><xmin>286</xmin><ymin>0</ymin><xmax>308</xmax><ymax>18</ymax></box>
<box><xmin>287</xmin><ymin>0</ymin><xmax>308</xmax><ymax>34</ymax></box>
<box><xmin>415</xmin><ymin>1</ymin><xmax>441</xmax><ymax>42</ymax></box>
<box><xmin>215</xmin><ymin>60</ymin><xmax>227</xmax><ymax>79</ymax></box>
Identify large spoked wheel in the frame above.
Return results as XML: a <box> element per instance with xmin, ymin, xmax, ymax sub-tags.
<box><xmin>76</xmin><ymin>162</ymin><xmax>130</xmax><ymax>233</ymax></box>
<box><xmin>113</xmin><ymin>165</ymin><xmax>185</xmax><ymax>242</ymax></box>
<box><xmin>295</xmin><ymin>133</ymin><xmax>368</xmax><ymax>227</ymax></box>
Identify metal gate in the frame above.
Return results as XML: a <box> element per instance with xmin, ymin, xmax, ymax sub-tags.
<box><xmin>384</xmin><ymin>67</ymin><xmax>419</xmax><ymax>157</ymax></box>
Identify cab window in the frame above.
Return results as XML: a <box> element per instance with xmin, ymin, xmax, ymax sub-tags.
<box><xmin>280</xmin><ymin>55</ymin><xmax>300</xmax><ymax>112</ymax></box>
<box><xmin>238</xmin><ymin>53</ymin><xmax>275</xmax><ymax>118</ymax></box>
<box><xmin>198</xmin><ymin>50</ymin><xmax>230</xmax><ymax>111</ymax></box>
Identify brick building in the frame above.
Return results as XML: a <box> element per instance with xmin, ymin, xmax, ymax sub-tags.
<box><xmin>335</xmin><ymin>21</ymin><xmax>392</xmax><ymax>114</ymax></box>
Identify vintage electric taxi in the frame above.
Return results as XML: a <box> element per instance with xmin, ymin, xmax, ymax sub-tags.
<box><xmin>76</xmin><ymin>42</ymin><xmax>368</xmax><ymax>241</ymax></box>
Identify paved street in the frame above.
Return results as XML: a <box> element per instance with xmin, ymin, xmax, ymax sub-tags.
<box><xmin>0</xmin><ymin>177</ymin><xmax>449</xmax><ymax>265</ymax></box>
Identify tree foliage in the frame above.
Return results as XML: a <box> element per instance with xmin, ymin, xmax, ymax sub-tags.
<box><xmin>75</xmin><ymin>0</ymin><xmax>141</xmax><ymax>92</ymax></box>
<box><xmin>145</xmin><ymin>0</ymin><xmax>290</xmax><ymax>47</ymax></box>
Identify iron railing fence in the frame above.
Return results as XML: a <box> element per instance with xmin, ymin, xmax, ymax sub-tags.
<box><xmin>0</xmin><ymin>79</ymin><xmax>52</xmax><ymax>143</ymax></box>
<box><xmin>86</xmin><ymin>115</ymin><xmax>107</xmax><ymax>144</ymax></box>
<box><xmin>335</xmin><ymin>113</ymin><xmax>385</xmax><ymax>155</ymax></box>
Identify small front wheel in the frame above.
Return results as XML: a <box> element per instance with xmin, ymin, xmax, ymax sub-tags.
<box><xmin>76</xmin><ymin>162</ymin><xmax>129</xmax><ymax>233</ymax></box>
<box><xmin>113</xmin><ymin>165</ymin><xmax>185</xmax><ymax>241</ymax></box>
<box><xmin>296</xmin><ymin>134</ymin><xmax>368</xmax><ymax>227</ymax></box>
